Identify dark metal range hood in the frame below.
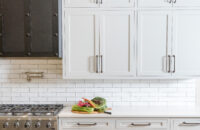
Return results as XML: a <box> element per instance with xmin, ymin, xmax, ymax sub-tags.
<box><xmin>0</xmin><ymin>0</ymin><xmax>62</xmax><ymax>57</ymax></box>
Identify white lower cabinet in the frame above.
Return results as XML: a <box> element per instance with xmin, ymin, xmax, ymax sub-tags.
<box><xmin>60</xmin><ymin>118</ymin><xmax>200</xmax><ymax>130</ymax></box>
<box><xmin>59</xmin><ymin>118</ymin><xmax>115</xmax><ymax>130</ymax></box>
<box><xmin>59</xmin><ymin>118</ymin><xmax>169</xmax><ymax>130</ymax></box>
<box><xmin>172</xmin><ymin>119</ymin><xmax>200</xmax><ymax>130</ymax></box>
<box><xmin>116</xmin><ymin>119</ymin><xmax>169</xmax><ymax>130</ymax></box>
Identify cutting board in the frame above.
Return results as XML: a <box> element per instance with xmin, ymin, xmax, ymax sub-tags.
<box><xmin>71</xmin><ymin>108</ymin><xmax>112</xmax><ymax>114</ymax></box>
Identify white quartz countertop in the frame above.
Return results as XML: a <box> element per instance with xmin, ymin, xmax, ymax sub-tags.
<box><xmin>58</xmin><ymin>106</ymin><xmax>200</xmax><ymax>118</ymax></box>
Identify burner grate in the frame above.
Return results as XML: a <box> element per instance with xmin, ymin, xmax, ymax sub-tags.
<box><xmin>0</xmin><ymin>104</ymin><xmax>63</xmax><ymax>116</ymax></box>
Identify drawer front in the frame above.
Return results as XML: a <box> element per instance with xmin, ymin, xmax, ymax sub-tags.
<box><xmin>64</xmin><ymin>0</ymin><xmax>99</xmax><ymax>8</ymax></box>
<box><xmin>60</xmin><ymin>118</ymin><xmax>115</xmax><ymax>129</ymax></box>
<box><xmin>138</xmin><ymin>0</ymin><xmax>172</xmax><ymax>8</ymax></box>
<box><xmin>116</xmin><ymin>119</ymin><xmax>168</xmax><ymax>130</ymax></box>
<box><xmin>173</xmin><ymin>119</ymin><xmax>200</xmax><ymax>130</ymax></box>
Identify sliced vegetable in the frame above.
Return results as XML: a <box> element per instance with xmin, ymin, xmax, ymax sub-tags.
<box><xmin>72</xmin><ymin>105</ymin><xmax>94</xmax><ymax>113</ymax></box>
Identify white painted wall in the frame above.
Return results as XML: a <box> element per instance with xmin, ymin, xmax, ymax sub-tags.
<box><xmin>0</xmin><ymin>58</ymin><xmax>196</xmax><ymax>106</ymax></box>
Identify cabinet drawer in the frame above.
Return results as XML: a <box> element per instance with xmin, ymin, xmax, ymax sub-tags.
<box><xmin>173</xmin><ymin>119</ymin><xmax>200</xmax><ymax>130</ymax></box>
<box><xmin>138</xmin><ymin>0</ymin><xmax>172</xmax><ymax>8</ymax></box>
<box><xmin>116</xmin><ymin>119</ymin><xmax>168</xmax><ymax>129</ymax></box>
<box><xmin>60</xmin><ymin>118</ymin><xmax>115</xmax><ymax>129</ymax></box>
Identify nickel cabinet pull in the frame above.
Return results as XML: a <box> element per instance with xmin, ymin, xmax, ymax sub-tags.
<box><xmin>100</xmin><ymin>55</ymin><xmax>103</xmax><ymax>73</ymax></box>
<box><xmin>168</xmin><ymin>55</ymin><xmax>171</xmax><ymax>73</ymax></box>
<box><xmin>179</xmin><ymin>122</ymin><xmax>200</xmax><ymax>126</ymax></box>
<box><xmin>131</xmin><ymin>123</ymin><xmax>151</xmax><ymax>126</ymax></box>
<box><xmin>173</xmin><ymin>55</ymin><xmax>176</xmax><ymax>73</ymax></box>
<box><xmin>96</xmin><ymin>55</ymin><xmax>99</xmax><ymax>73</ymax></box>
<box><xmin>77</xmin><ymin>123</ymin><xmax>97</xmax><ymax>126</ymax></box>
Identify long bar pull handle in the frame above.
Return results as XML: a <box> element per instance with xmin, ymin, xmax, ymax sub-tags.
<box><xmin>168</xmin><ymin>55</ymin><xmax>171</xmax><ymax>73</ymax></box>
<box><xmin>96</xmin><ymin>55</ymin><xmax>99</xmax><ymax>73</ymax></box>
<box><xmin>179</xmin><ymin>122</ymin><xmax>200</xmax><ymax>126</ymax></box>
<box><xmin>100</xmin><ymin>55</ymin><xmax>103</xmax><ymax>73</ymax></box>
<box><xmin>173</xmin><ymin>55</ymin><xmax>176</xmax><ymax>73</ymax></box>
<box><xmin>131</xmin><ymin>123</ymin><xmax>151</xmax><ymax>126</ymax></box>
<box><xmin>77</xmin><ymin>123</ymin><xmax>97</xmax><ymax>126</ymax></box>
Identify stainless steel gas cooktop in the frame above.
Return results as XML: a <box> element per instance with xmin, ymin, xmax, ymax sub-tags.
<box><xmin>0</xmin><ymin>104</ymin><xmax>63</xmax><ymax>116</ymax></box>
<box><xmin>0</xmin><ymin>104</ymin><xmax>63</xmax><ymax>130</ymax></box>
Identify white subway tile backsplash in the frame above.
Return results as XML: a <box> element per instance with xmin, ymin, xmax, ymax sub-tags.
<box><xmin>0</xmin><ymin>58</ymin><xmax>196</xmax><ymax>106</ymax></box>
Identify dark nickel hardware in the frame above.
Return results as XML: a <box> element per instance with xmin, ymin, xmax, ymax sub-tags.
<box><xmin>179</xmin><ymin>122</ymin><xmax>200</xmax><ymax>126</ymax></box>
<box><xmin>131</xmin><ymin>123</ymin><xmax>151</xmax><ymax>126</ymax></box>
<box><xmin>173</xmin><ymin>55</ymin><xmax>176</xmax><ymax>73</ymax></box>
<box><xmin>100</xmin><ymin>55</ymin><xmax>103</xmax><ymax>73</ymax></box>
<box><xmin>168</xmin><ymin>55</ymin><xmax>171</xmax><ymax>73</ymax></box>
<box><xmin>77</xmin><ymin>123</ymin><xmax>97</xmax><ymax>126</ymax></box>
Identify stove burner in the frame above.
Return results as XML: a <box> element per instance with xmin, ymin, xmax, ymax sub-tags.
<box><xmin>0</xmin><ymin>104</ymin><xmax>63</xmax><ymax>116</ymax></box>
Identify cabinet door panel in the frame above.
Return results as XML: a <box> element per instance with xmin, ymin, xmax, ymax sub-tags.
<box><xmin>173</xmin><ymin>11</ymin><xmax>200</xmax><ymax>76</ymax></box>
<box><xmin>173</xmin><ymin>119</ymin><xmax>200</xmax><ymax>130</ymax></box>
<box><xmin>0</xmin><ymin>0</ymin><xmax>25</xmax><ymax>56</ymax></box>
<box><xmin>31</xmin><ymin>0</ymin><xmax>58</xmax><ymax>56</ymax></box>
<box><xmin>100</xmin><ymin>11</ymin><xmax>135</xmax><ymax>77</ymax></box>
<box><xmin>101</xmin><ymin>0</ymin><xmax>134</xmax><ymax>8</ymax></box>
<box><xmin>138</xmin><ymin>11</ymin><xmax>172</xmax><ymax>77</ymax></box>
<box><xmin>64</xmin><ymin>0</ymin><xmax>99</xmax><ymax>7</ymax></box>
<box><xmin>63</xmin><ymin>9</ymin><xmax>99</xmax><ymax>78</ymax></box>
<box><xmin>173</xmin><ymin>0</ymin><xmax>200</xmax><ymax>7</ymax></box>
<box><xmin>138</xmin><ymin>0</ymin><xmax>172</xmax><ymax>8</ymax></box>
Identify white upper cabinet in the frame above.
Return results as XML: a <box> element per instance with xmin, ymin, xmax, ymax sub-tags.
<box><xmin>138</xmin><ymin>0</ymin><xmax>172</xmax><ymax>8</ymax></box>
<box><xmin>137</xmin><ymin>11</ymin><xmax>172</xmax><ymax>77</ymax></box>
<box><xmin>63</xmin><ymin>9</ymin><xmax>99</xmax><ymax>78</ymax></box>
<box><xmin>64</xmin><ymin>0</ymin><xmax>99</xmax><ymax>7</ymax></box>
<box><xmin>99</xmin><ymin>11</ymin><xmax>135</xmax><ymax>77</ymax></box>
<box><xmin>173</xmin><ymin>119</ymin><xmax>200</xmax><ymax>130</ymax></box>
<box><xmin>63</xmin><ymin>9</ymin><xmax>136</xmax><ymax>79</ymax></box>
<box><xmin>64</xmin><ymin>0</ymin><xmax>134</xmax><ymax>8</ymax></box>
<box><xmin>172</xmin><ymin>11</ymin><xmax>200</xmax><ymax>77</ymax></box>
<box><xmin>101</xmin><ymin>0</ymin><xmax>135</xmax><ymax>8</ymax></box>
<box><xmin>173</xmin><ymin>0</ymin><xmax>200</xmax><ymax>8</ymax></box>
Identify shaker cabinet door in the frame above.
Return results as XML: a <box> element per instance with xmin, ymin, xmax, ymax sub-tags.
<box><xmin>137</xmin><ymin>11</ymin><xmax>172</xmax><ymax>77</ymax></box>
<box><xmin>0</xmin><ymin>0</ymin><xmax>25</xmax><ymax>56</ymax></box>
<box><xmin>99</xmin><ymin>10</ymin><xmax>135</xmax><ymax>77</ymax></box>
<box><xmin>63</xmin><ymin>9</ymin><xmax>100</xmax><ymax>78</ymax></box>
<box><xmin>172</xmin><ymin>11</ymin><xmax>200</xmax><ymax>76</ymax></box>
